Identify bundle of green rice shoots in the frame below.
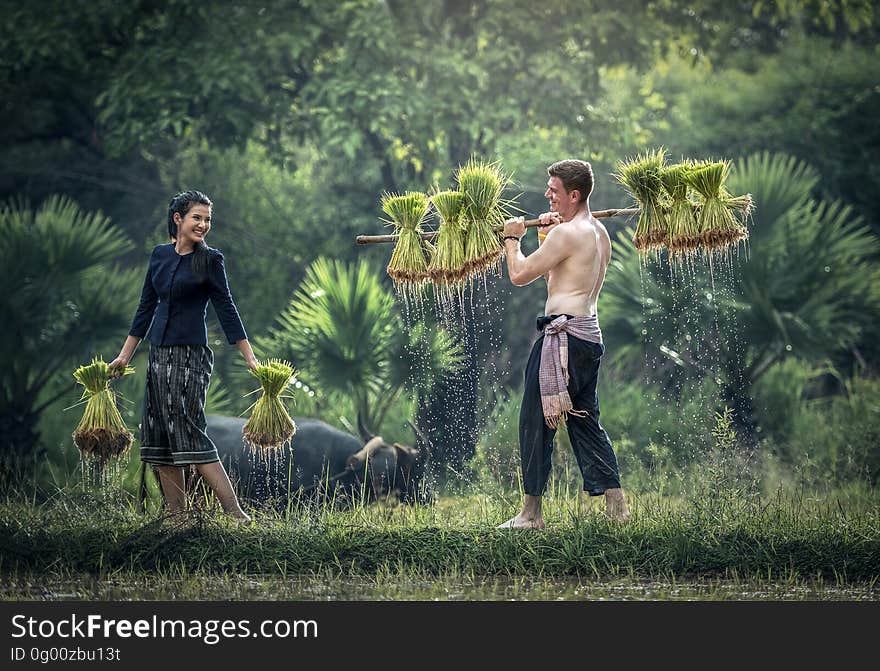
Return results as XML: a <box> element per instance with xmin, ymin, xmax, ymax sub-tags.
<box><xmin>242</xmin><ymin>359</ymin><xmax>298</xmax><ymax>451</ymax></box>
<box><xmin>684</xmin><ymin>160</ymin><xmax>751</xmax><ymax>252</ymax></box>
<box><xmin>727</xmin><ymin>191</ymin><xmax>755</xmax><ymax>229</ymax></box>
<box><xmin>382</xmin><ymin>191</ymin><xmax>431</xmax><ymax>295</ymax></box>
<box><xmin>427</xmin><ymin>189</ymin><xmax>467</xmax><ymax>287</ymax></box>
<box><xmin>457</xmin><ymin>158</ymin><xmax>512</xmax><ymax>278</ymax></box>
<box><xmin>71</xmin><ymin>357</ymin><xmax>134</xmax><ymax>463</ymax></box>
<box><xmin>614</xmin><ymin>148</ymin><xmax>668</xmax><ymax>253</ymax></box>
<box><xmin>660</xmin><ymin>163</ymin><xmax>700</xmax><ymax>257</ymax></box>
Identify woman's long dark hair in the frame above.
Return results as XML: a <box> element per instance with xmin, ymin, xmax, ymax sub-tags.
<box><xmin>167</xmin><ymin>190</ymin><xmax>212</xmax><ymax>279</ymax></box>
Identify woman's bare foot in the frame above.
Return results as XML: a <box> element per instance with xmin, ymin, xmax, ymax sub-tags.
<box><xmin>224</xmin><ymin>507</ymin><xmax>252</xmax><ymax>524</ymax></box>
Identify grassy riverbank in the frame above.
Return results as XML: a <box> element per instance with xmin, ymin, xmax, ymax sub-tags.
<box><xmin>2</xmin><ymin>485</ymin><xmax>878</xmax><ymax>592</ymax></box>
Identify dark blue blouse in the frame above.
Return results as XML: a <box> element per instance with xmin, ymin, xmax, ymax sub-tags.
<box><xmin>128</xmin><ymin>243</ymin><xmax>248</xmax><ymax>346</ymax></box>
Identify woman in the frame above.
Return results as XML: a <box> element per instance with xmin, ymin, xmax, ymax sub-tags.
<box><xmin>109</xmin><ymin>190</ymin><xmax>255</xmax><ymax>523</ymax></box>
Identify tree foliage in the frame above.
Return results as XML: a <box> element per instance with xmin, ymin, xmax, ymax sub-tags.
<box><xmin>0</xmin><ymin>196</ymin><xmax>140</xmax><ymax>470</ymax></box>
<box><xmin>256</xmin><ymin>257</ymin><xmax>465</xmax><ymax>434</ymax></box>
<box><xmin>649</xmin><ymin>37</ymin><xmax>880</xmax><ymax>236</ymax></box>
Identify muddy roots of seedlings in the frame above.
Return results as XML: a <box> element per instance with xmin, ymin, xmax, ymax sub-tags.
<box><xmin>72</xmin><ymin>427</ymin><xmax>133</xmax><ymax>462</ymax></box>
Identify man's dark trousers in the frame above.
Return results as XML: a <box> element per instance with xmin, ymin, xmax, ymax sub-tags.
<box><xmin>519</xmin><ymin>318</ymin><xmax>622</xmax><ymax>497</ymax></box>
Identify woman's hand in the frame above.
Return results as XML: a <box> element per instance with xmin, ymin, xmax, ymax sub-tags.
<box><xmin>109</xmin><ymin>336</ymin><xmax>142</xmax><ymax>377</ymax></box>
<box><xmin>108</xmin><ymin>354</ymin><xmax>130</xmax><ymax>378</ymax></box>
<box><xmin>237</xmin><ymin>338</ymin><xmax>259</xmax><ymax>371</ymax></box>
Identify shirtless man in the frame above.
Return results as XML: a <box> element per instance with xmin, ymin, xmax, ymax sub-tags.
<box><xmin>498</xmin><ymin>159</ymin><xmax>629</xmax><ymax>529</ymax></box>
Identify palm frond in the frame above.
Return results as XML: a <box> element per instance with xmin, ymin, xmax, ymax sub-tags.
<box><xmin>259</xmin><ymin>257</ymin><xmax>396</xmax><ymax>400</ymax></box>
<box><xmin>0</xmin><ymin>196</ymin><xmax>137</xmax><ymax>417</ymax></box>
<box><xmin>728</xmin><ymin>152</ymin><xmax>819</xmax><ymax>235</ymax></box>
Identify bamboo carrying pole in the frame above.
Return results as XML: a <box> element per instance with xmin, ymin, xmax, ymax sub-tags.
<box><xmin>355</xmin><ymin>207</ymin><xmax>639</xmax><ymax>244</ymax></box>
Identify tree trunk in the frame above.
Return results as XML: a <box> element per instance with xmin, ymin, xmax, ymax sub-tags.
<box><xmin>0</xmin><ymin>406</ymin><xmax>43</xmax><ymax>482</ymax></box>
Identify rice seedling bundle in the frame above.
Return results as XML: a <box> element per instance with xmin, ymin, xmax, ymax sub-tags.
<box><xmin>726</xmin><ymin>193</ymin><xmax>755</xmax><ymax>228</ymax></box>
<box><xmin>242</xmin><ymin>359</ymin><xmax>298</xmax><ymax>451</ymax></box>
<box><xmin>684</xmin><ymin>161</ymin><xmax>750</xmax><ymax>251</ymax></box>
<box><xmin>382</xmin><ymin>191</ymin><xmax>431</xmax><ymax>294</ymax></box>
<box><xmin>660</xmin><ymin>163</ymin><xmax>700</xmax><ymax>256</ymax></box>
<box><xmin>614</xmin><ymin>148</ymin><xmax>668</xmax><ymax>253</ymax></box>
<box><xmin>71</xmin><ymin>357</ymin><xmax>134</xmax><ymax>462</ymax></box>
<box><xmin>427</xmin><ymin>189</ymin><xmax>467</xmax><ymax>286</ymax></box>
<box><xmin>457</xmin><ymin>158</ymin><xmax>512</xmax><ymax>277</ymax></box>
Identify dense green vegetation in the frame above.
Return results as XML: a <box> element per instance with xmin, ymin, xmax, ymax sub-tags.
<box><xmin>2</xmin><ymin>1</ymin><xmax>878</xmax><ymax>512</ymax></box>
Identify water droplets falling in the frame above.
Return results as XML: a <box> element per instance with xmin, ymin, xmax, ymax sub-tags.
<box><xmin>243</xmin><ymin>441</ymin><xmax>295</xmax><ymax>507</ymax></box>
<box><xmin>389</xmin><ymin>265</ymin><xmax>512</xmax><ymax>491</ymax></box>
<box><xmin>636</xmin><ymin>244</ymin><xmax>751</xmax><ymax>463</ymax></box>
<box><xmin>77</xmin><ymin>452</ymin><xmax>128</xmax><ymax>492</ymax></box>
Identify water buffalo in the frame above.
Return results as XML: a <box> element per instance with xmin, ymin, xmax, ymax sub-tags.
<box><xmin>203</xmin><ymin>414</ymin><xmax>430</xmax><ymax>509</ymax></box>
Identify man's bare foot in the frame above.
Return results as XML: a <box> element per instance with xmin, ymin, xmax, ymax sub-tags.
<box><xmin>497</xmin><ymin>515</ymin><xmax>545</xmax><ymax>530</ymax></box>
<box><xmin>604</xmin><ymin>488</ymin><xmax>630</xmax><ymax>523</ymax></box>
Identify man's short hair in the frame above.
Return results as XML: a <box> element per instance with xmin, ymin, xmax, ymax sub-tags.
<box><xmin>548</xmin><ymin>159</ymin><xmax>594</xmax><ymax>202</ymax></box>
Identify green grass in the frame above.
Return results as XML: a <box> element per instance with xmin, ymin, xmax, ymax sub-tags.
<box><xmin>2</xmin><ymin>486</ymin><xmax>878</xmax><ymax>586</ymax></box>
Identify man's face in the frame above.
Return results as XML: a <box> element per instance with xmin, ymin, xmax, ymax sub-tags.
<box><xmin>545</xmin><ymin>176</ymin><xmax>577</xmax><ymax>216</ymax></box>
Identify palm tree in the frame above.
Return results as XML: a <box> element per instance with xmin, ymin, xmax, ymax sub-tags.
<box><xmin>726</xmin><ymin>153</ymin><xmax>880</xmax><ymax>379</ymax></box>
<box><xmin>256</xmin><ymin>257</ymin><xmax>465</xmax><ymax>435</ymax></box>
<box><xmin>0</xmin><ymin>196</ymin><xmax>141</xmax><ymax>475</ymax></box>
<box><xmin>600</xmin><ymin>152</ymin><xmax>880</xmax><ymax>437</ymax></box>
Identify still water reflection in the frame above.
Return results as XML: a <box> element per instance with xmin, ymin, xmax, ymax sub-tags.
<box><xmin>4</xmin><ymin>574</ymin><xmax>878</xmax><ymax>601</ymax></box>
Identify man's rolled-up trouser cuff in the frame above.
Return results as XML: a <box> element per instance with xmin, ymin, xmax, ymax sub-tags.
<box><xmin>584</xmin><ymin>481</ymin><xmax>622</xmax><ymax>497</ymax></box>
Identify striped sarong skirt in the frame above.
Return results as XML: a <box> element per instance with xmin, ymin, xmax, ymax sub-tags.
<box><xmin>140</xmin><ymin>344</ymin><xmax>219</xmax><ymax>466</ymax></box>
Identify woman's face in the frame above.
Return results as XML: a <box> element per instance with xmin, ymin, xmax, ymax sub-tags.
<box><xmin>175</xmin><ymin>204</ymin><xmax>212</xmax><ymax>245</ymax></box>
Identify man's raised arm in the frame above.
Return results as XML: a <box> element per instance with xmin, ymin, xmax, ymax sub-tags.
<box><xmin>503</xmin><ymin>217</ymin><xmax>573</xmax><ymax>286</ymax></box>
